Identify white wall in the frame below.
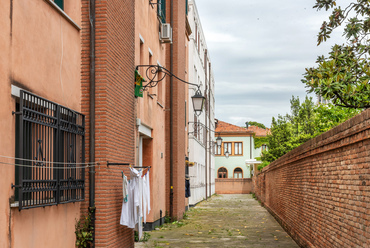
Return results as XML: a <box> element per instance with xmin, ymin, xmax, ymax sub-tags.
<box><xmin>187</xmin><ymin>0</ymin><xmax>216</xmax><ymax>205</ymax></box>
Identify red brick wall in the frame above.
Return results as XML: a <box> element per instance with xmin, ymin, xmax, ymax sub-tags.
<box><xmin>164</xmin><ymin>0</ymin><xmax>187</xmax><ymax>220</ymax></box>
<box><xmin>81</xmin><ymin>0</ymin><xmax>136</xmax><ymax>247</ymax></box>
<box><xmin>253</xmin><ymin>109</ymin><xmax>370</xmax><ymax>248</ymax></box>
<box><xmin>215</xmin><ymin>179</ymin><xmax>252</xmax><ymax>194</ymax></box>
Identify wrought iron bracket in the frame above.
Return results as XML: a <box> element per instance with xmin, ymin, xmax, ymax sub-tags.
<box><xmin>149</xmin><ymin>0</ymin><xmax>159</xmax><ymax>5</ymax></box>
<box><xmin>188</xmin><ymin>121</ymin><xmax>218</xmax><ymax>134</ymax></box>
<box><xmin>11</xmin><ymin>183</ymin><xmax>20</xmax><ymax>188</ymax></box>
<box><xmin>136</xmin><ymin>65</ymin><xmax>200</xmax><ymax>91</ymax></box>
<box><xmin>107</xmin><ymin>161</ymin><xmax>130</xmax><ymax>167</ymax></box>
<box><xmin>12</xmin><ymin>111</ymin><xmax>22</xmax><ymax>115</ymax></box>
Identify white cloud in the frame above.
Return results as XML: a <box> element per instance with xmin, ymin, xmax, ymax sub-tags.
<box><xmin>195</xmin><ymin>0</ymin><xmax>351</xmax><ymax>127</ymax></box>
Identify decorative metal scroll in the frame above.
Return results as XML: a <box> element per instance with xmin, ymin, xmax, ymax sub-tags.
<box><xmin>136</xmin><ymin>65</ymin><xmax>200</xmax><ymax>91</ymax></box>
<box><xmin>34</xmin><ymin>139</ymin><xmax>46</xmax><ymax>167</ymax></box>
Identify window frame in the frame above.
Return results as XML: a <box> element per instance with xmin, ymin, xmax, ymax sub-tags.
<box><xmin>234</xmin><ymin>142</ymin><xmax>243</xmax><ymax>155</ymax></box>
<box><xmin>233</xmin><ymin>167</ymin><xmax>243</xmax><ymax>178</ymax></box>
<box><xmin>223</xmin><ymin>142</ymin><xmax>232</xmax><ymax>156</ymax></box>
<box><xmin>218</xmin><ymin>167</ymin><xmax>228</xmax><ymax>179</ymax></box>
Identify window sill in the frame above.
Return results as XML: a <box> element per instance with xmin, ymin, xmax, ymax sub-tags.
<box><xmin>10</xmin><ymin>197</ymin><xmax>81</xmax><ymax>209</ymax></box>
<box><xmin>44</xmin><ymin>0</ymin><xmax>81</xmax><ymax>31</ymax></box>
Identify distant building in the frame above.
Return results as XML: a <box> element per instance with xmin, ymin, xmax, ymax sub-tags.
<box><xmin>214</xmin><ymin>121</ymin><xmax>268</xmax><ymax>194</ymax></box>
<box><xmin>187</xmin><ymin>0</ymin><xmax>216</xmax><ymax>206</ymax></box>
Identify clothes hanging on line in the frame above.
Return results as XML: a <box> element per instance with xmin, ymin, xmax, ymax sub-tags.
<box><xmin>120</xmin><ymin>167</ymin><xmax>140</xmax><ymax>228</ymax></box>
<box><xmin>142</xmin><ymin>170</ymin><xmax>151</xmax><ymax>223</ymax></box>
<box><xmin>122</xmin><ymin>174</ymin><xmax>128</xmax><ymax>203</ymax></box>
<box><xmin>120</xmin><ymin>167</ymin><xmax>151</xmax><ymax>234</ymax></box>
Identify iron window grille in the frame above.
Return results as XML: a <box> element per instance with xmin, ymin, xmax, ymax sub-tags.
<box><xmin>14</xmin><ymin>90</ymin><xmax>85</xmax><ymax>210</ymax></box>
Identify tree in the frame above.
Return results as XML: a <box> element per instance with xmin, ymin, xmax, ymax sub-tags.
<box><xmin>302</xmin><ymin>0</ymin><xmax>370</xmax><ymax>109</ymax></box>
<box><xmin>262</xmin><ymin>115</ymin><xmax>293</xmax><ymax>163</ymax></box>
<box><xmin>313</xmin><ymin>103</ymin><xmax>361</xmax><ymax>133</ymax></box>
<box><xmin>246</xmin><ymin>121</ymin><xmax>266</xmax><ymax>129</ymax></box>
<box><xmin>260</xmin><ymin>96</ymin><xmax>359</xmax><ymax>168</ymax></box>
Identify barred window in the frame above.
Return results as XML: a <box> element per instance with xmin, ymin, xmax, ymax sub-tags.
<box><xmin>14</xmin><ymin>91</ymin><xmax>85</xmax><ymax>210</ymax></box>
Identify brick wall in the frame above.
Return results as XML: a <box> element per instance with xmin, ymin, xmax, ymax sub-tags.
<box><xmin>164</xmin><ymin>0</ymin><xmax>187</xmax><ymax>220</ymax></box>
<box><xmin>215</xmin><ymin>179</ymin><xmax>252</xmax><ymax>194</ymax></box>
<box><xmin>81</xmin><ymin>0</ymin><xmax>136</xmax><ymax>247</ymax></box>
<box><xmin>253</xmin><ymin>109</ymin><xmax>370</xmax><ymax>248</ymax></box>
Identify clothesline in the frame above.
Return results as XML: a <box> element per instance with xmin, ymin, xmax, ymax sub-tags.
<box><xmin>0</xmin><ymin>160</ymin><xmax>99</xmax><ymax>169</ymax></box>
<box><xmin>0</xmin><ymin>154</ymin><xmax>99</xmax><ymax>165</ymax></box>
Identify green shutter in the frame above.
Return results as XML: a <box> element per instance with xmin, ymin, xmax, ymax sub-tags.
<box><xmin>157</xmin><ymin>0</ymin><xmax>166</xmax><ymax>23</ymax></box>
<box><xmin>54</xmin><ymin>0</ymin><xmax>64</xmax><ymax>11</ymax></box>
<box><xmin>186</xmin><ymin>0</ymin><xmax>188</xmax><ymax>15</ymax></box>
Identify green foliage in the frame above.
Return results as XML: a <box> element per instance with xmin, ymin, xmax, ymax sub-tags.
<box><xmin>164</xmin><ymin>211</ymin><xmax>171</xmax><ymax>223</ymax></box>
<box><xmin>257</xmin><ymin>161</ymin><xmax>270</xmax><ymax>171</ymax></box>
<box><xmin>302</xmin><ymin>0</ymin><xmax>370</xmax><ymax>109</ymax></box>
<box><xmin>134</xmin><ymin>231</ymin><xmax>151</xmax><ymax>242</ymax></box>
<box><xmin>313</xmin><ymin>103</ymin><xmax>361</xmax><ymax>133</ymax></box>
<box><xmin>75</xmin><ymin>210</ymin><xmax>94</xmax><ymax>248</ymax></box>
<box><xmin>254</xmin><ymin>137</ymin><xmax>268</xmax><ymax>148</ymax></box>
<box><xmin>247</xmin><ymin>121</ymin><xmax>267</xmax><ymax>129</ymax></box>
<box><xmin>261</xmin><ymin>96</ymin><xmax>360</xmax><ymax>164</ymax></box>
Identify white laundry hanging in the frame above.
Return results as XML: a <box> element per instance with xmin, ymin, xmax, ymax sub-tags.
<box><xmin>120</xmin><ymin>166</ymin><xmax>151</xmax><ymax>236</ymax></box>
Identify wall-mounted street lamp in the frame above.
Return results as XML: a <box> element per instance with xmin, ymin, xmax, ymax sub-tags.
<box><xmin>224</xmin><ymin>150</ymin><xmax>230</xmax><ymax>159</ymax></box>
<box><xmin>188</xmin><ymin>122</ymin><xmax>230</xmax><ymax>158</ymax></box>
<box><xmin>136</xmin><ymin>65</ymin><xmax>206</xmax><ymax>115</ymax></box>
<box><xmin>191</xmin><ymin>90</ymin><xmax>205</xmax><ymax>115</ymax></box>
<box><xmin>216</xmin><ymin>133</ymin><xmax>222</xmax><ymax>147</ymax></box>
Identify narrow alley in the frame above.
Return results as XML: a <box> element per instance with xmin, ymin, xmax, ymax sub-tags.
<box><xmin>136</xmin><ymin>194</ymin><xmax>299</xmax><ymax>248</ymax></box>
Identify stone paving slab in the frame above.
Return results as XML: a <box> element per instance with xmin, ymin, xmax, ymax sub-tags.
<box><xmin>135</xmin><ymin>194</ymin><xmax>299</xmax><ymax>248</ymax></box>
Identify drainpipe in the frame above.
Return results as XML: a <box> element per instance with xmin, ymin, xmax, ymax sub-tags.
<box><xmin>89</xmin><ymin>0</ymin><xmax>96</xmax><ymax>246</ymax></box>
<box><xmin>169</xmin><ymin>0</ymin><xmax>174</xmax><ymax>219</ymax></box>
<box><xmin>204</xmin><ymin>50</ymin><xmax>208</xmax><ymax>200</ymax></box>
<box><xmin>250</xmin><ymin>134</ymin><xmax>252</xmax><ymax>159</ymax></box>
<box><xmin>208</xmin><ymin>62</ymin><xmax>211</xmax><ymax>197</ymax></box>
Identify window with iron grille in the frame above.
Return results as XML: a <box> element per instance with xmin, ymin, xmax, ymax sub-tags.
<box><xmin>14</xmin><ymin>90</ymin><xmax>85</xmax><ymax>210</ymax></box>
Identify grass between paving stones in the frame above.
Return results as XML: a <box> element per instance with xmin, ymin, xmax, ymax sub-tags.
<box><xmin>138</xmin><ymin>194</ymin><xmax>298</xmax><ymax>248</ymax></box>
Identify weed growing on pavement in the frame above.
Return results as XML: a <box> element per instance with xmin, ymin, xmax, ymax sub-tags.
<box><xmin>183</xmin><ymin>212</ymin><xmax>188</xmax><ymax>219</ymax></box>
<box><xmin>172</xmin><ymin>221</ymin><xmax>185</xmax><ymax>227</ymax></box>
<box><xmin>164</xmin><ymin>211</ymin><xmax>171</xmax><ymax>223</ymax></box>
<box><xmin>134</xmin><ymin>231</ymin><xmax>151</xmax><ymax>242</ymax></box>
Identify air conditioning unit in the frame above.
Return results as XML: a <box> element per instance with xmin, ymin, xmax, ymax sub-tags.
<box><xmin>160</xmin><ymin>23</ymin><xmax>172</xmax><ymax>43</ymax></box>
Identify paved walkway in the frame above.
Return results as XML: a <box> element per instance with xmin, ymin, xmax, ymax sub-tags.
<box><xmin>136</xmin><ymin>194</ymin><xmax>299</xmax><ymax>248</ymax></box>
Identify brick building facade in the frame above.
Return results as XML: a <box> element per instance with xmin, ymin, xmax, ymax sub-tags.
<box><xmin>81</xmin><ymin>0</ymin><xmax>136</xmax><ymax>246</ymax></box>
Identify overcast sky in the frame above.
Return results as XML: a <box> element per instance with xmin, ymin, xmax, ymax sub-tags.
<box><xmin>195</xmin><ymin>0</ymin><xmax>349</xmax><ymax>128</ymax></box>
